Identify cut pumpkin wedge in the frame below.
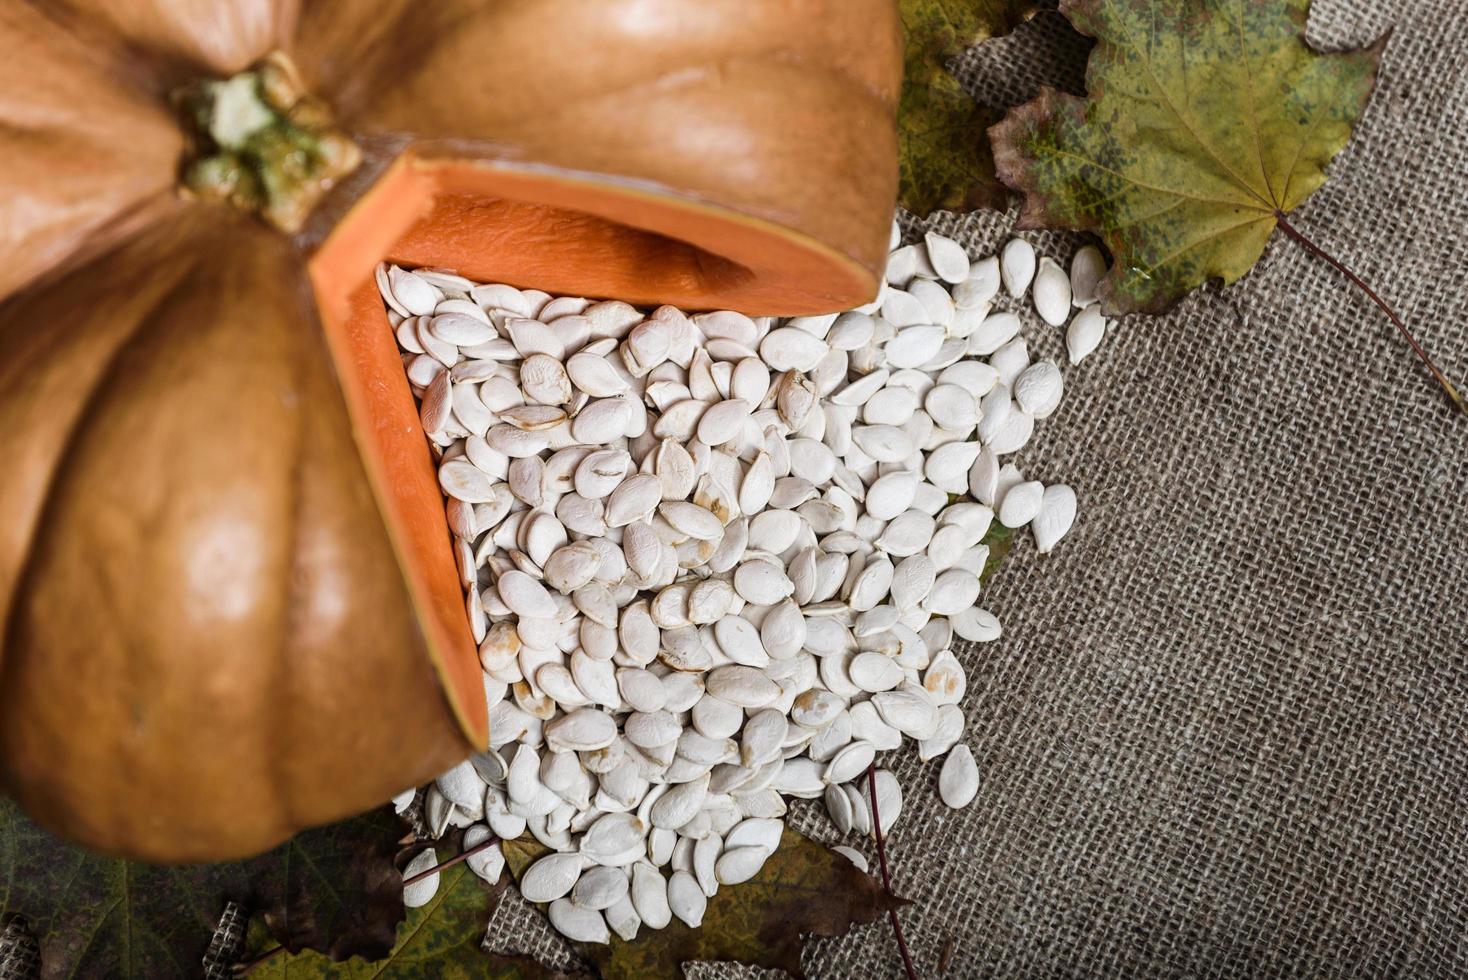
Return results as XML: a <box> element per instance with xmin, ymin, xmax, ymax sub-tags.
<box><xmin>0</xmin><ymin>0</ymin><xmax>900</xmax><ymax>862</ymax></box>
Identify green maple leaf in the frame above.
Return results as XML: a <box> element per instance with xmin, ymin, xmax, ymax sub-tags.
<box><xmin>980</xmin><ymin>521</ymin><xmax>1015</xmax><ymax>580</ymax></box>
<box><xmin>990</xmin><ymin>0</ymin><xmax>1385</xmax><ymax>315</ymax></box>
<box><xmin>898</xmin><ymin>0</ymin><xmax>1040</xmax><ymax>215</ymax></box>
<box><xmin>502</xmin><ymin>829</ymin><xmax>905</xmax><ymax>980</ymax></box>
<box><xmin>0</xmin><ymin>798</ymin><xmax>406</xmax><ymax>978</ymax></box>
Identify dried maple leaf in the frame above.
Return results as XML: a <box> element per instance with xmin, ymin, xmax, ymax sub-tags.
<box><xmin>502</xmin><ymin>829</ymin><xmax>905</xmax><ymax>980</ymax></box>
<box><xmin>991</xmin><ymin>0</ymin><xmax>1463</xmax><ymax>411</ymax></box>
<box><xmin>991</xmin><ymin>0</ymin><xmax>1385</xmax><ymax>314</ymax></box>
<box><xmin>0</xmin><ymin>798</ymin><xmax>406</xmax><ymax>978</ymax></box>
<box><xmin>898</xmin><ymin>0</ymin><xmax>1039</xmax><ymax>215</ymax></box>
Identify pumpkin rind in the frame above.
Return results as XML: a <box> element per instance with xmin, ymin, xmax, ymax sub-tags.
<box><xmin>294</xmin><ymin>0</ymin><xmax>902</xmax><ymax>308</ymax></box>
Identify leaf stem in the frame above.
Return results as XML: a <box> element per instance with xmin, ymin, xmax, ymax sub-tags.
<box><xmin>1274</xmin><ymin>212</ymin><xmax>1466</xmax><ymax>415</ymax></box>
<box><xmin>231</xmin><ymin>943</ymin><xmax>282</xmax><ymax>976</ymax></box>
<box><xmin>402</xmin><ymin>834</ymin><xmax>500</xmax><ymax>887</ymax></box>
<box><xmin>866</xmin><ymin>764</ymin><xmax>919</xmax><ymax>980</ymax></box>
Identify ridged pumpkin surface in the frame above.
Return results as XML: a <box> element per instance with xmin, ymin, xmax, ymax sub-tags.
<box><xmin>0</xmin><ymin>0</ymin><xmax>901</xmax><ymax>861</ymax></box>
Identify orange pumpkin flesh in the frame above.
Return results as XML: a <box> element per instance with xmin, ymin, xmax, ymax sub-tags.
<box><xmin>0</xmin><ymin>0</ymin><xmax>901</xmax><ymax>861</ymax></box>
<box><xmin>309</xmin><ymin>160</ymin><xmax>888</xmax><ymax>785</ymax></box>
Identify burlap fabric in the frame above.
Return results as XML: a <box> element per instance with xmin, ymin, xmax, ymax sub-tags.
<box><xmin>487</xmin><ymin>1</ymin><xmax>1468</xmax><ymax>976</ymax></box>
<box><xmin>7</xmin><ymin>1</ymin><xmax>1465</xmax><ymax>978</ymax></box>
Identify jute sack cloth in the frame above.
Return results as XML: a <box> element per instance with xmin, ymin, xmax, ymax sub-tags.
<box><xmin>6</xmin><ymin>0</ymin><xmax>1462</xmax><ymax>977</ymax></box>
<box><xmin>486</xmin><ymin>0</ymin><xmax>1468</xmax><ymax>976</ymax></box>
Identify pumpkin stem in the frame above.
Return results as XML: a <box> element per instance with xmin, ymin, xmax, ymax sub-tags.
<box><xmin>175</xmin><ymin>52</ymin><xmax>360</xmax><ymax>234</ymax></box>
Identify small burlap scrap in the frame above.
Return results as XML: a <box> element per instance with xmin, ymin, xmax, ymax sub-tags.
<box><xmin>0</xmin><ymin>921</ymin><xmax>39</xmax><ymax>980</ymax></box>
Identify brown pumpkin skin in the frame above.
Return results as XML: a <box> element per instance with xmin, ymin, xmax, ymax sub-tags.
<box><xmin>0</xmin><ymin>211</ymin><xmax>470</xmax><ymax>859</ymax></box>
<box><xmin>0</xmin><ymin>0</ymin><xmax>900</xmax><ymax>861</ymax></box>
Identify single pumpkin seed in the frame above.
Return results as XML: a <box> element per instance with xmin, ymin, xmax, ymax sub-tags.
<box><xmin>548</xmin><ymin>897</ymin><xmax>610</xmax><ymax>944</ymax></box>
<box><xmin>520</xmin><ymin>852</ymin><xmax>583</xmax><ymax>902</ymax></box>
<box><xmin>714</xmin><ymin>845</ymin><xmax>771</xmax><ymax>885</ymax></box>
<box><xmin>1032</xmin><ymin>484</ymin><xmax>1077</xmax><ymax>553</ymax></box>
<box><xmin>939</xmin><ymin>744</ymin><xmax>980</xmax><ymax>809</ymax></box>
<box><xmin>632</xmin><ymin>862</ymin><xmax>672</xmax><ymax>928</ymax></box>
<box><xmin>1000</xmin><ymin>238</ymin><xmax>1036</xmax><ymax>297</ymax></box>
<box><xmin>998</xmin><ymin>479</ymin><xmax>1045</xmax><ymax>528</ymax></box>
<box><xmin>1069</xmin><ymin>245</ymin><xmax>1107</xmax><ymax>307</ymax></box>
<box><xmin>1067</xmin><ymin>305</ymin><xmax>1108</xmax><ymax>364</ymax></box>
<box><xmin>1032</xmin><ymin>257</ymin><xmax>1072</xmax><ymax>326</ymax></box>
<box><xmin>667</xmin><ymin>870</ymin><xmax>707</xmax><ymax>928</ymax></box>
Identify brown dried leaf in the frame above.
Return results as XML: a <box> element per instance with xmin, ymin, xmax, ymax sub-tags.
<box><xmin>244</xmin><ymin>848</ymin><xmax>575</xmax><ymax>979</ymax></box>
<box><xmin>503</xmin><ymin>829</ymin><xmax>905</xmax><ymax>980</ymax></box>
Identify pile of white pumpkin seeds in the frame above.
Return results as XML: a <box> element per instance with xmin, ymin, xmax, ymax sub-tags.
<box><xmin>378</xmin><ymin>220</ymin><xmax>1108</xmax><ymax>943</ymax></box>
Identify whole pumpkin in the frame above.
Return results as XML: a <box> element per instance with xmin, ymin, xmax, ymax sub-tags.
<box><xmin>0</xmin><ymin>0</ymin><xmax>900</xmax><ymax>860</ymax></box>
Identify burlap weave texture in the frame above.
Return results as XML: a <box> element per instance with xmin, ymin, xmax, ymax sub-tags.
<box><xmin>490</xmin><ymin>0</ymin><xmax>1468</xmax><ymax>976</ymax></box>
